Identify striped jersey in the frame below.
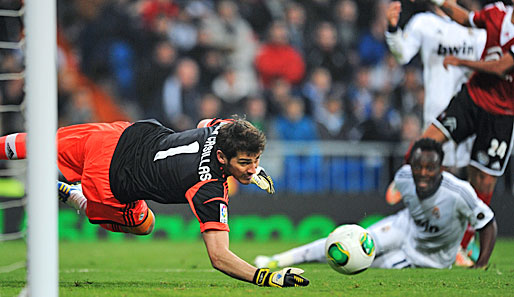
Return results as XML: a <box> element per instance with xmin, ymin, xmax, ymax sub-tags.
<box><xmin>394</xmin><ymin>164</ymin><xmax>494</xmax><ymax>268</ymax></box>
<box><xmin>468</xmin><ymin>2</ymin><xmax>514</xmax><ymax>115</ymax></box>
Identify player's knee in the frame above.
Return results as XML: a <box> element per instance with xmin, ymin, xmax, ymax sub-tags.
<box><xmin>127</xmin><ymin>209</ymin><xmax>155</xmax><ymax>236</ymax></box>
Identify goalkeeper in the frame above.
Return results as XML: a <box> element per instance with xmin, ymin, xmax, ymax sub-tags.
<box><xmin>0</xmin><ymin>116</ymin><xmax>308</xmax><ymax>288</ymax></box>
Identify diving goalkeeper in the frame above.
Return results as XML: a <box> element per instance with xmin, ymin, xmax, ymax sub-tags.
<box><xmin>0</xmin><ymin>116</ymin><xmax>308</xmax><ymax>288</ymax></box>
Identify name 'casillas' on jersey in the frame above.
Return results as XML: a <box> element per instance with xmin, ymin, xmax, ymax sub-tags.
<box><xmin>109</xmin><ymin>119</ymin><xmax>229</xmax><ymax>206</ymax></box>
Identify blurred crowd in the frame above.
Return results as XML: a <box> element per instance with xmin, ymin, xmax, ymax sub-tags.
<box><xmin>0</xmin><ymin>0</ymin><xmax>486</xmax><ymax>143</ymax></box>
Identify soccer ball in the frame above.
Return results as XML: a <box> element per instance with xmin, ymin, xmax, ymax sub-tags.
<box><xmin>325</xmin><ymin>224</ymin><xmax>376</xmax><ymax>275</ymax></box>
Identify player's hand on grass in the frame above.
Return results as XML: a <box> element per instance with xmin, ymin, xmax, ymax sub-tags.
<box><xmin>253</xmin><ymin>267</ymin><xmax>309</xmax><ymax>287</ymax></box>
<box><xmin>251</xmin><ymin>166</ymin><xmax>275</xmax><ymax>194</ymax></box>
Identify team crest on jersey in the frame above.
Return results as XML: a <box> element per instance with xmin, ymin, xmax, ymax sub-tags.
<box><xmin>432</xmin><ymin>207</ymin><xmax>440</xmax><ymax>219</ymax></box>
<box><xmin>220</xmin><ymin>204</ymin><xmax>228</xmax><ymax>224</ymax></box>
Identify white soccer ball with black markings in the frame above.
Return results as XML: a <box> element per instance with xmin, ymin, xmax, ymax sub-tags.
<box><xmin>325</xmin><ymin>224</ymin><xmax>376</xmax><ymax>275</ymax></box>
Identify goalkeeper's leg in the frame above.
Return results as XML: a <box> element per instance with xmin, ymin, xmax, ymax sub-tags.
<box><xmin>0</xmin><ymin>133</ymin><xmax>27</xmax><ymax>160</ymax></box>
<box><xmin>100</xmin><ymin>209</ymin><xmax>155</xmax><ymax>235</ymax></box>
<box><xmin>255</xmin><ymin>238</ymin><xmax>327</xmax><ymax>268</ymax></box>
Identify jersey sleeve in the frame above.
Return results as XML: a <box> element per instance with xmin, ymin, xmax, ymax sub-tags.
<box><xmin>393</xmin><ymin>164</ymin><xmax>413</xmax><ymax>196</ymax></box>
<box><xmin>185</xmin><ymin>179</ymin><xmax>230</xmax><ymax>232</ymax></box>
<box><xmin>455</xmin><ymin>181</ymin><xmax>494</xmax><ymax>230</ymax></box>
<box><xmin>470</xmin><ymin>3</ymin><xmax>501</xmax><ymax>29</ymax></box>
<box><xmin>385</xmin><ymin>14</ymin><xmax>423</xmax><ymax>65</ymax></box>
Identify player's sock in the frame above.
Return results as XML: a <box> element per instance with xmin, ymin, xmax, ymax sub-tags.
<box><xmin>455</xmin><ymin>246</ymin><xmax>474</xmax><ymax>267</ymax></box>
<box><xmin>272</xmin><ymin>238</ymin><xmax>327</xmax><ymax>267</ymax></box>
<box><xmin>0</xmin><ymin>133</ymin><xmax>27</xmax><ymax>160</ymax></box>
<box><xmin>57</xmin><ymin>181</ymin><xmax>87</xmax><ymax>213</ymax></box>
<box><xmin>100</xmin><ymin>223</ymin><xmax>124</xmax><ymax>233</ymax></box>
<box><xmin>460</xmin><ymin>224</ymin><xmax>475</xmax><ymax>250</ymax></box>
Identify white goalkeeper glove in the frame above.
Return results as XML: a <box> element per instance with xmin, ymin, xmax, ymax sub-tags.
<box><xmin>431</xmin><ymin>0</ymin><xmax>445</xmax><ymax>6</ymax></box>
<box><xmin>253</xmin><ymin>267</ymin><xmax>309</xmax><ymax>288</ymax></box>
<box><xmin>251</xmin><ymin>166</ymin><xmax>275</xmax><ymax>194</ymax></box>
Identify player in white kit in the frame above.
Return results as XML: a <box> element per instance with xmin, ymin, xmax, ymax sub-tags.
<box><xmin>254</xmin><ymin>138</ymin><xmax>497</xmax><ymax>269</ymax></box>
<box><xmin>385</xmin><ymin>0</ymin><xmax>486</xmax><ymax>169</ymax></box>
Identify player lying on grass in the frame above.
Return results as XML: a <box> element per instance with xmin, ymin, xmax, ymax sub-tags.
<box><xmin>404</xmin><ymin>0</ymin><xmax>514</xmax><ymax>265</ymax></box>
<box><xmin>256</xmin><ymin>138</ymin><xmax>497</xmax><ymax>269</ymax></box>
<box><xmin>0</xmin><ymin>116</ymin><xmax>309</xmax><ymax>288</ymax></box>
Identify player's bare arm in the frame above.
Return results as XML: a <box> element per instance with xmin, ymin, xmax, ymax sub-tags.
<box><xmin>202</xmin><ymin>230</ymin><xmax>309</xmax><ymax>287</ymax></box>
<box><xmin>474</xmin><ymin>218</ymin><xmax>497</xmax><ymax>269</ymax></box>
<box><xmin>202</xmin><ymin>230</ymin><xmax>256</xmax><ymax>281</ymax></box>
<box><xmin>444</xmin><ymin>53</ymin><xmax>514</xmax><ymax>77</ymax></box>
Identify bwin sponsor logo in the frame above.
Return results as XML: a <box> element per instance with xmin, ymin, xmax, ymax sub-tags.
<box><xmin>437</xmin><ymin>43</ymin><xmax>474</xmax><ymax>56</ymax></box>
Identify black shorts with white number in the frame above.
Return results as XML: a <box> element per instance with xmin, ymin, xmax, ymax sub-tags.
<box><xmin>434</xmin><ymin>85</ymin><xmax>514</xmax><ymax>176</ymax></box>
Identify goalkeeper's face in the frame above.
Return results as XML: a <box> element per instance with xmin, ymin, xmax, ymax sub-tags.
<box><xmin>224</xmin><ymin>151</ymin><xmax>261</xmax><ymax>185</ymax></box>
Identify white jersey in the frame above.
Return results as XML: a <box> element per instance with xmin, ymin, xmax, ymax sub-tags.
<box><xmin>385</xmin><ymin>12</ymin><xmax>486</xmax><ymax>129</ymax></box>
<box><xmin>391</xmin><ymin>165</ymin><xmax>494</xmax><ymax>268</ymax></box>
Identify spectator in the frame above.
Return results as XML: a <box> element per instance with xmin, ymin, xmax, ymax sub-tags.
<box><xmin>391</xmin><ymin>66</ymin><xmax>423</xmax><ymax>119</ymax></box>
<box><xmin>161</xmin><ymin>58</ymin><xmax>202</xmax><ymax>130</ymax></box>
<box><xmin>369</xmin><ymin>52</ymin><xmax>404</xmax><ymax>93</ymax></box>
<box><xmin>197</xmin><ymin>93</ymin><xmax>222</xmax><ymax>122</ymax></box>
<box><xmin>284</xmin><ymin>2</ymin><xmax>308</xmax><ymax>55</ymax></box>
<box><xmin>139</xmin><ymin>0</ymin><xmax>180</xmax><ymax>30</ymax></box>
<box><xmin>272</xmin><ymin>97</ymin><xmax>318</xmax><ymax>141</ymax></box>
<box><xmin>211</xmin><ymin>67</ymin><xmax>258</xmax><ymax>115</ymax></box>
<box><xmin>237</xmin><ymin>0</ymin><xmax>274</xmax><ymax>40</ymax></box>
<box><xmin>358</xmin><ymin>93</ymin><xmax>401</xmax><ymax>142</ymax></box>
<box><xmin>264</xmin><ymin>78</ymin><xmax>294</xmax><ymax>117</ymax></box>
<box><xmin>357</xmin><ymin>16</ymin><xmax>388</xmax><ymax>66</ymax></box>
<box><xmin>401</xmin><ymin>113</ymin><xmax>422</xmax><ymax>143</ymax></box>
<box><xmin>201</xmin><ymin>0</ymin><xmax>257</xmax><ymax>74</ymax></box>
<box><xmin>315</xmin><ymin>96</ymin><xmax>355</xmax><ymax>140</ymax></box>
<box><xmin>345</xmin><ymin>66</ymin><xmax>374</xmax><ymax>124</ymax></box>
<box><xmin>305</xmin><ymin>21</ymin><xmax>353</xmax><ymax>85</ymax></box>
<box><xmin>188</xmin><ymin>28</ymin><xmax>226</xmax><ymax>88</ymax></box>
<box><xmin>78</xmin><ymin>1</ymin><xmax>144</xmax><ymax>101</ymax></box>
<box><xmin>136</xmin><ymin>39</ymin><xmax>177</xmax><ymax>119</ymax></box>
<box><xmin>245</xmin><ymin>94</ymin><xmax>269</xmax><ymax>133</ymax></box>
<box><xmin>167</xmin><ymin>10</ymin><xmax>198</xmax><ymax>53</ymax></box>
<box><xmin>333</xmin><ymin>0</ymin><xmax>359</xmax><ymax>52</ymax></box>
<box><xmin>272</xmin><ymin>96</ymin><xmax>322</xmax><ymax>192</ymax></box>
<box><xmin>255</xmin><ymin>20</ymin><xmax>306</xmax><ymax>89</ymax></box>
<box><xmin>301</xmin><ymin>67</ymin><xmax>333</xmax><ymax>121</ymax></box>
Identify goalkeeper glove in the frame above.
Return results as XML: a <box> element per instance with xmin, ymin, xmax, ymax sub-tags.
<box><xmin>431</xmin><ymin>0</ymin><xmax>445</xmax><ymax>6</ymax></box>
<box><xmin>253</xmin><ymin>267</ymin><xmax>309</xmax><ymax>288</ymax></box>
<box><xmin>251</xmin><ymin>166</ymin><xmax>275</xmax><ymax>194</ymax></box>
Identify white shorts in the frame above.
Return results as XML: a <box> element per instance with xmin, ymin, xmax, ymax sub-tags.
<box><xmin>441</xmin><ymin>136</ymin><xmax>475</xmax><ymax>168</ymax></box>
<box><xmin>367</xmin><ymin>209</ymin><xmax>413</xmax><ymax>269</ymax></box>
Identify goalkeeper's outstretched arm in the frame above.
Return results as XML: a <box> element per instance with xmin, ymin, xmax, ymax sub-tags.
<box><xmin>202</xmin><ymin>230</ymin><xmax>309</xmax><ymax>287</ymax></box>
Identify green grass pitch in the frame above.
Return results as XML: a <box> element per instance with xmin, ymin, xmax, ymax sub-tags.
<box><xmin>1</xmin><ymin>239</ymin><xmax>513</xmax><ymax>296</ymax></box>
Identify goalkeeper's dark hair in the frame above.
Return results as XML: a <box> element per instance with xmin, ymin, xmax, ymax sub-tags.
<box><xmin>409</xmin><ymin>138</ymin><xmax>444</xmax><ymax>165</ymax></box>
<box><xmin>217</xmin><ymin>115</ymin><xmax>266</xmax><ymax>160</ymax></box>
